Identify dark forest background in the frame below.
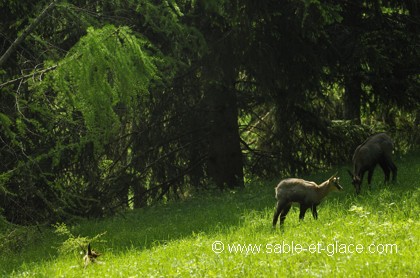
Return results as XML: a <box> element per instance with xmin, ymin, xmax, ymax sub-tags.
<box><xmin>1</xmin><ymin>0</ymin><xmax>419</xmax><ymax>225</ymax></box>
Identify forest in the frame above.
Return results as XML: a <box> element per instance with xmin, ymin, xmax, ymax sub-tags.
<box><xmin>1</xmin><ymin>0</ymin><xmax>419</xmax><ymax>226</ymax></box>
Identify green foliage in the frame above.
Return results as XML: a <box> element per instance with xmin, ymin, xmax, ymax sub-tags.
<box><xmin>1</xmin><ymin>0</ymin><xmax>419</xmax><ymax>225</ymax></box>
<box><xmin>0</xmin><ymin>113</ymin><xmax>14</xmax><ymax>140</ymax></box>
<box><xmin>137</xmin><ymin>0</ymin><xmax>207</xmax><ymax>61</ymax></box>
<box><xmin>53</xmin><ymin>223</ymin><xmax>106</xmax><ymax>257</ymax></box>
<box><xmin>49</xmin><ymin>24</ymin><xmax>158</xmax><ymax>154</ymax></box>
<box><xmin>0</xmin><ymin>171</ymin><xmax>13</xmax><ymax>195</ymax></box>
<box><xmin>0</xmin><ymin>223</ymin><xmax>41</xmax><ymax>256</ymax></box>
<box><xmin>300</xmin><ymin>0</ymin><xmax>343</xmax><ymax>36</ymax></box>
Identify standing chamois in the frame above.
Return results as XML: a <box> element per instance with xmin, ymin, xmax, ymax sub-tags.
<box><xmin>348</xmin><ymin>133</ymin><xmax>397</xmax><ymax>195</ymax></box>
<box><xmin>272</xmin><ymin>174</ymin><xmax>342</xmax><ymax>228</ymax></box>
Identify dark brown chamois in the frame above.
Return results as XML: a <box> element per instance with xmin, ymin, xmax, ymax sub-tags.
<box><xmin>348</xmin><ymin>133</ymin><xmax>397</xmax><ymax>195</ymax></box>
<box><xmin>272</xmin><ymin>174</ymin><xmax>342</xmax><ymax>228</ymax></box>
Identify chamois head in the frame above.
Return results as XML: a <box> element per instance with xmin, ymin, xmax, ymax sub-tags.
<box><xmin>347</xmin><ymin>170</ymin><xmax>361</xmax><ymax>194</ymax></box>
<box><xmin>328</xmin><ymin>173</ymin><xmax>343</xmax><ymax>192</ymax></box>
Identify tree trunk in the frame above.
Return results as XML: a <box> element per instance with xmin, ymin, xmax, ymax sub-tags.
<box><xmin>341</xmin><ymin>1</ymin><xmax>363</xmax><ymax>125</ymax></box>
<box><xmin>205</xmin><ymin>79</ymin><xmax>244</xmax><ymax>189</ymax></box>
<box><xmin>343</xmin><ymin>74</ymin><xmax>362</xmax><ymax>124</ymax></box>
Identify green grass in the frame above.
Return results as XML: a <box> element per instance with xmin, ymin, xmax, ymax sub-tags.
<box><xmin>1</xmin><ymin>152</ymin><xmax>419</xmax><ymax>277</ymax></box>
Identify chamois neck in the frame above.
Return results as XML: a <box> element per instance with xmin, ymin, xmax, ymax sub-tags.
<box><xmin>316</xmin><ymin>180</ymin><xmax>333</xmax><ymax>198</ymax></box>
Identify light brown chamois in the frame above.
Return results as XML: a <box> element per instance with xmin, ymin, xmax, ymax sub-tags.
<box><xmin>272</xmin><ymin>174</ymin><xmax>342</xmax><ymax>228</ymax></box>
<box><xmin>348</xmin><ymin>133</ymin><xmax>397</xmax><ymax>195</ymax></box>
<box><xmin>83</xmin><ymin>243</ymin><xmax>101</xmax><ymax>268</ymax></box>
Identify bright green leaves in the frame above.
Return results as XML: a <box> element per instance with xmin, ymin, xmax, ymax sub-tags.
<box><xmin>51</xmin><ymin>25</ymin><xmax>158</xmax><ymax>154</ymax></box>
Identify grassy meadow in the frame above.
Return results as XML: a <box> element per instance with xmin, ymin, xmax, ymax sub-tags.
<box><xmin>1</xmin><ymin>152</ymin><xmax>419</xmax><ymax>277</ymax></box>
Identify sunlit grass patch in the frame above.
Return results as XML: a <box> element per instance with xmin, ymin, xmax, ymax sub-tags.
<box><xmin>1</xmin><ymin>152</ymin><xmax>419</xmax><ymax>277</ymax></box>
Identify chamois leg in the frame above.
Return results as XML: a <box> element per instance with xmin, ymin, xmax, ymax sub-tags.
<box><xmin>279</xmin><ymin>203</ymin><xmax>292</xmax><ymax>226</ymax></box>
<box><xmin>355</xmin><ymin>172</ymin><xmax>365</xmax><ymax>194</ymax></box>
<box><xmin>273</xmin><ymin>201</ymin><xmax>286</xmax><ymax>227</ymax></box>
<box><xmin>379</xmin><ymin>161</ymin><xmax>390</xmax><ymax>183</ymax></box>
<box><xmin>389</xmin><ymin>161</ymin><xmax>397</xmax><ymax>182</ymax></box>
<box><xmin>384</xmin><ymin>153</ymin><xmax>397</xmax><ymax>182</ymax></box>
<box><xmin>311</xmin><ymin>205</ymin><xmax>318</xmax><ymax>220</ymax></box>
<box><xmin>299</xmin><ymin>205</ymin><xmax>309</xmax><ymax>221</ymax></box>
<box><xmin>367</xmin><ymin>169</ymin><xmax>374</xmax><ymax>189</ymax></box>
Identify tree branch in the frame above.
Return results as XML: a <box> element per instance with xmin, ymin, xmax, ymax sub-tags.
<box><xmin>0</xmin><ymin>0</ymin><xmax>58</xmax><ymax>68</ymax></box>
<box><xmin>0</xmin><ymin>64</ymin><xmax>57</xmax><ymax>88</ymax></box>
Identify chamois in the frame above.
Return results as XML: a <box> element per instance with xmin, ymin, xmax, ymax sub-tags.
<box><xmin>83</xmin><ymin>243</ymin><xmax>101</xmax><ymax>268</ymax></box>
<box><xmin>348</xmin><ymin>133</ymin><xmax>397</xmax><ymax>195</ymax></box>
<box><xmin>272</xmin><ymin>174</ymin><xmax>342</xmax><ymax>228</ymax></box>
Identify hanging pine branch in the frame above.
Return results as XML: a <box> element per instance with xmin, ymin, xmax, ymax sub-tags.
<box><xmin>47</xmin><ymin>25</ymin><xmax>159</xmax><ymax>153</ymax></box>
